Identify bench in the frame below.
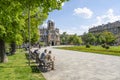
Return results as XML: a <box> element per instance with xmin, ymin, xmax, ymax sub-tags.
<box><xmin>29</xmin><ymin>51</ymin><xmax>37</xmax><ymax>60</ymax></box>
<box><xmin>37</xmin><ymin>58</ymin><xmax>53</xmax><ymax>72</ymax></box>
<box><xmin>30</xmin><ymin>49</ymin><xmax>53</xmax><ymax>72</ymax></box>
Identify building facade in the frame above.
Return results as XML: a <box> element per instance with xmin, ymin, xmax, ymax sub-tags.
<box><xmin>89</xmin><ymin>21</ymin><xmax>120</xmax><ymax>45</ymax></box>
<box><xmin>40</xmin><ymin>20</ymin><xmax>60</xmax><ymax>46</ymax></box>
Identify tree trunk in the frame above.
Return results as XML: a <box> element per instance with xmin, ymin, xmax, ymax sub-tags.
<box><xmin>10</xmin><ymin>42</ymin><xmax>16</xmax><ymax>55</ymax></box>
<box><xmin>0</xmin><ymin>39</ymin><xmax>8</xmax><ymax>63</ymax></box>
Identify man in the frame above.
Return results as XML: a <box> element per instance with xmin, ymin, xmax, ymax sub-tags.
<box><xmin>40</xmin><ymin>49</ymin><xmax>47</xmax><ymax>61</ymax></box>
<box><xmin>46</xmin><ymin>51</ymin><xmax>55</xmax><ymax>70</ymax></box>
<box><xmin>39</xmin><ymin>49</ymin><xmax>47</xmax><ymax>66</ymax></box>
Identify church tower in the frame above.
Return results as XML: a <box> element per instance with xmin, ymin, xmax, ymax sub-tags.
<box><xmin>40</xmin><ymin>20</ymin><xmax>60</xmax><ymax>46</ymax></box>
<box><xmin>47</xmin><ymin>20</ymin><xmax>55</xmax><ymax>30</ymax></box>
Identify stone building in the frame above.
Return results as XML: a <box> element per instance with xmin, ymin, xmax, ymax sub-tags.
<box><xmin>40</xmin><ymin>20</ymin><xmax>60</xmax><ymax>46</ymax></box>
<box><xmin>89</xmin><ymin>21</ymin><xmax>120</xmax><ymax>45</ymax></box>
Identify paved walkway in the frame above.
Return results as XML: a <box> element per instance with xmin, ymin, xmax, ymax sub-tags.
<box><xmin>38</xmin><ymin>46</ymin><xmax>120</xmax><ymax>80</ymax></box>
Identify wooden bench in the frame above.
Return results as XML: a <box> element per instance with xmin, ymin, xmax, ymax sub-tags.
<box><xmin>29</xmin><ymin>51</ymin><xmax>37</xmax><ymax>60</ymax></box>
<box><xmin>30</xmin><ymin>50</ymin><xmax>53</xmax><ymax>72</ymax></box>
<box><xmin>37</xmin><ymin>58</ymin><xmax>53</xmax><ymax>72</ymax></box>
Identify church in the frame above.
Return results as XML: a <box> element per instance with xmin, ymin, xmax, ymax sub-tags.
<box><xmin>39</xmin><ymin>20</ymin><xmax>60</xmax><ymax>46</ymax></box>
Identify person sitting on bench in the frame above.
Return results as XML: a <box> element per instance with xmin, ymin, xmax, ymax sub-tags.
<box><xmin>46</xmin><ymin>50</ymin><xmax>55</xmax><ymax>70</ymax></box>
<box><xmin>40</xmin><ymin>49</ymin><xmax>47</xmax><ymax>64</ymax></box>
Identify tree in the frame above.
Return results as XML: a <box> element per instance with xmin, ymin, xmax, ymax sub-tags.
<box><xmin>0</xmin><ymin>0</ymin><xmax>24</xmax><ymax>62</ymax></box>
<box><xmin>75</xmin><ymin>36</ymin><xmax>83</xmax><ymax>45</ymax></box>
<box><xmin>82</xmin><ymin>33</ymin><xmax>96</xmax><ymax>45</ymax></box>
<box><xmin>68</xmin><ymin>34</ymin><xmax>82</xmax><ymax>45</ymax></box>
<box><xmin>0</xmin><ymin>0</ymin><xmax>69</xmax><ymax>63</ymax></box>
<box><xmin>99</xmin><ymin>31</ymin><xmax>116</xmax><ymax>45</ymax></box>
<box><xmin>90</xmin><ymin>31</ymin><xmax>116</xmax><ymax>45</ymax></box>
<box><xmin>20</xmin><ymin>0</ymin><xmax>69</xmax><ymax>46</ymax></box>
<box><xmin>22</xmin><ymin>8</ymin><xmax>48</xmax><ymax>45</ymax></box>
<box><xmin>60</xmin><ymin>32</ymin><xmax>69</xmax><ymax>44</ymax></box>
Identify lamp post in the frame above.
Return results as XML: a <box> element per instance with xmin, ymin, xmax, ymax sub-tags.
<box><xmin>28</xmin><ymin>2</ymin><xmax>31</xmax><ymax>66</ymax></box>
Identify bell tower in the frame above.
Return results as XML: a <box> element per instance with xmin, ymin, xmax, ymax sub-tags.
<box><xmin>47</xmin><ymin>20</ymin><xmax>55</xmax><ymax>30</ymax></box>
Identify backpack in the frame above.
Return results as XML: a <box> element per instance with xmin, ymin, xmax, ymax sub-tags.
<box><xmin>40</xmin><ymin>52</ymin><xmax>45</xmax><ymax>59</ymax></box>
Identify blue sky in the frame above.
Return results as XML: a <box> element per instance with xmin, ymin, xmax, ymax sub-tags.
<box><xmin>42</xmin><ymin>0</ymin><xmax>120</xmax><ymax>35</ymax></box>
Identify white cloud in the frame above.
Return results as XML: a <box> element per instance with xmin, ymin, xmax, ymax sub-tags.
<box><xmin>73</xmin><ymin>7</ymin><xmax>93</xmax><ymax>19</ymax></box>
<box><xmin>60</xmin><ymin>9</ymin><xmax>120</xmax><ymax>35</ymax></box>
<box><xmin>57</xmin><ymin>9</ymin><xmax>120</xmax><ymax>35</ymax></box>
<box><xmin>93</xmin><ymin>9</ymin><xmax>120</xmax><ymax>26</ymax></box>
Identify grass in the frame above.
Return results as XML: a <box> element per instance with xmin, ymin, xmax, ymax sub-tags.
<box><xmin>57</xmin><ymin>45</ymin><xmax>120</xmax><ymax>56</ymax></box>
<box><xmin>0</xmin><ymin>49</ymin><xmax>46</xmax><ymax>80</ymax></box>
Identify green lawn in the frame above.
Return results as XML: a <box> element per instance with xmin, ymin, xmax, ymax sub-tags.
<box><xmin>0</xmin><ymin>49</ymin><xmax>45</xmax><ymax>80</ymax></box>
<box><xmin>57</xmin><ymin>45</ymin><xmax>120</xmax><ymax>56</ymax></box>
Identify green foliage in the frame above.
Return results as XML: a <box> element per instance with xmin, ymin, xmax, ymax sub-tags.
<box><xmin>0</xmin><ymin>25</ymin><xmax>6</xmax><ymax>39</ymax></box>
<box><xmin>105</xmin><ymin>45</ymin><xmax>110</xmax><ymax>49</ymax></box>
<box><xmin>60</xmin><ymin>32</ymin><xmax>69</xmax><ymax>44</ymax></box>
<box><xmin>68</xmin><ymin>34</ymin><xmax>82</xmax><ymax>45</ymax></box>
<box><xmin>101</xmin><ymin>43</ymin><xmax>106</xmax><ymax>48</ymax></box>
<box><xmin>0</xmin><ymin>0</ymin><xmax>69</xmax><ymax>62</ymax></box>
<box><xmin>0</xmin><ymin>1</ymin><xmax>23</xmax><ymax>42</ymax></box>
<box><xmin>86</xmin><ymin>43</ymin><xmax>90</xmax><ymax>48</ymax></box>
<box><xmin>15</xmin><ymin>34</ymin><xmax>23</xmax><ymax>45</ymax></box>
<box><xmin>0</xmin><ymin>0</ymin><xmax>69</xmax><ymax>44</ymax></box>
<box><xmin>0</xmin><ymin>0</ymin><xmax>69</xmax><ymax>43</ymax></box>
<box><xmin>39</xmin><ymin>42</ymin><xmax>45</xmax><ymax>46</ymax></box>
<box><xmin>100</xmin><ymin>31</ymin><xmax>116</xmax><ymax>44</ymax></box>
<box><xmin>101</xmin><ymin>43</ymin><xmax>110</xmax><ymax>49</ymax></box>
<box><xmin>82</xmin><ymin>33</ymin><xmax>96</xmax><ymax>45</ymax></box>
<box><xmin>94</xmin><ymin>31</ymin><xmax>116</xmax><ymax>45</ymax></box>
<box><xmin>60</xmin><ymin>32</ymin><xmax>82</xmax><ymax>45</ymax></box>
<box><xmin>22</xmin><ymin>0</ymin><xmax>69</xmax><ymax>44</ymax></box>
<box><xmin>82</xmin><ymin>31</ymin><xmax>116</xmax><ymax>45</ymax></box>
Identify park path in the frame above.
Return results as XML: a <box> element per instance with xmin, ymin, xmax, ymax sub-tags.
<box><xmin>37</xmin><ymin>46</ymin><xmax>120</xmax><ymax>80</ymax></box>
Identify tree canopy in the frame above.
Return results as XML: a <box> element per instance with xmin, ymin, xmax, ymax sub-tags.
<box><xmin>60</xmin><ymin>32</ymin><xmax>82</xmax><ymax>45</ymax></box>
<box><xmin>82</xmin><ymin>31</ymin><xmax>116</xmax><ymax>45</ymax></box>
<box><xmin>68</xmin><ymin>34</ymin><xmax>82</xmax><ymax>45</ymax></box>
<box><xmin>82</xmin><ymin>33</ymin><xmax>96</xmax><ymax>45</ymax></box>
<box><xmin>0</xmin><ymin>0</ymin><xmax>69</xmax><ymax>63</ymax></box>
<box><xmin>99</xmin><ymin>31</ymin><xmax>116</xmax><ymax>44</ymax></box>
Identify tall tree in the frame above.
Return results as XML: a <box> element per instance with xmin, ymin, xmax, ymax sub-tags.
<box><xmin>0</xmin><ymin>0</ymin><xmax>24</xmax><ymax>62</ymax></box>
<box><xmin>60</xmin><ymin>32</ymin><xmax>69</xmax><ymax>44</ymax></box>
<box><xmin>0</xmin><ymin>0</ymin><xmax>69</xmax><ymax>63</ymax></box>
<box><xmin>82</xmin><ymin>33</ymin><xmax>96</xmax><ymax>45</ymax></box>
<box><xmin>68</xmin><ymin>34</ymin><xmax>82</xmax><ymax>45</ymax></box>
<box><xmin>99</xmin><ymin>31</ymin><xmax>116</xmax><ymax>44</ymax></box>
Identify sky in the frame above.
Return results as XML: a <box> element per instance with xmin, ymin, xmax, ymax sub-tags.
<box><xmin>41</xmin><ymin>0</ymin><xmax>120</xmax><ymax>35</ymax></box>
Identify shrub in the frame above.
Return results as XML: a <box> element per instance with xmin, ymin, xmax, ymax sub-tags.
<box><xmin>101</xmin><ymin>43</ymin><xmax>106</xmax><ymax>48</ymax></box>
<box><xmin>101</xmin><ymin>43</ymin><xmax>110</xmax><ymax>49</ymax></box>
<box><xmin>39</xmin><ymin>42</ymin><xmax>45</xmax><ymax>46</ymax></box>
<box><xmin>105</xmin><ymin>45</ymin><xmax>110</xmax><ymax>49</ymax></box>
<box><xmin>86</xmin><ymin>43</ymin><xmax>90</xmax><ymax>48</ymax></box>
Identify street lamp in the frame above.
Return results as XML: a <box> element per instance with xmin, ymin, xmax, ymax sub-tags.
<box><xmin>28</xmin><ymin>2</ymin><xmax>31</xmax><ymax>66</ymax></box>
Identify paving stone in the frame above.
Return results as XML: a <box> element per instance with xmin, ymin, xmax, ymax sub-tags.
<box><xmin>33</xmin><ymin>46</ymin><xmax>120</xmax><ymax>80</ymax></box>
